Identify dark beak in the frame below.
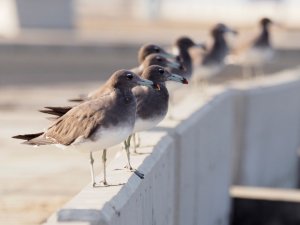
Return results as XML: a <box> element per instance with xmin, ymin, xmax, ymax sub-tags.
<box><xmin>167</xmin><ymin>73</ymin><xmax>189</xmax><ymax>84</ymax></box>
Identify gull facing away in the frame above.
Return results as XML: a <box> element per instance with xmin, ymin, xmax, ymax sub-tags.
<box><xmin>13</xmin><ymin>70</ymin><xmax>154</xmax><ymax>187</ymax></box>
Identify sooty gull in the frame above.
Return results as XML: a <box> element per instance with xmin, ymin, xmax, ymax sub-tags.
<box><xmin>166</xmin><ymin>37</ymin><xmax>204</xmax><ymax>109</ymax></box>
<box><xmin>131</xmin><ymin>44</ymin><xmax>176</xmax><ymax>74</ymax></box>
<box><xmin>192</xmin><ymin>23</ymin><xmax>237</xmax><ymax>87</ymax></box>
<box><xmin>230</xmin><ymin>18</ymin><xmax>277</xmax><ymax>77</ymax></box>
<box><xmin>13</xmin><ymin>70</ymin><xmax>154</xmax><ymax>187</ymax></box>
<box><xmin>127</xmin><ymin>65</ymin><xmax>188</xmax><ymax>154</ymax></box>
<box><xmin>171</xmin><ymin>36</ymin><xmax>206</xmax><ymax>80</ymax></box>
<box><xmin>134</xmin><ymin>53</ymin><xmax>181</xmax><ymax>76</ymax></box>
<box><xmin>127</xmin><ymin>53</ymin><xmax>182</xmax><ymax>148</ymax></box>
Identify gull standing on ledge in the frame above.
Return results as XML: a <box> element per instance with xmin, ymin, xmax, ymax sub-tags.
<box><xmin>131</xmin><ymin>44</ymin><xmax>176</xmax><ymax>74</ymax></box>
<box><xmin>128</xmin><ymin>65</ymin><xmax>188</xmax><ymax>154</ymax></box>
<box><xmin>192</xmin><ymin>23</ymin><xmax>237</xmax><ymax>88</ymax></box>
<box><xmin>13</xmin><ymin>70</ymin><xmax>154</xmax><ymax>187</ymax></box>
<box><xmin>231</xmin><ymin>18</ymin><xmax>276</xmax><ymax>78</ymax></box>
<box><xmin>167</xmin><ymin>37</ymin><xmax>204</xmax><ymax>107</ymax></box>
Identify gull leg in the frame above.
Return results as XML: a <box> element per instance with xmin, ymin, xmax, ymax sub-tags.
<box><xmin>200</xmin><ymin>79</ymin><xmax>207</xmax><ymax>92</ymax></box>
<box><xmin>198</xmin><ymin>78</ymin><xmax>203</xmax><ymax>89</ymax></box>
<box><xmin>132</xmin><ymin>133</ymin><xmax>141</xmax><ymax>154</ymax></box>
<box><xmin>135</xmin><ymin>133</ymin><xmax>141</xmax><ymax>148</ymax></box>
<box><xmin>192</xmin><ymin>77</ymin><xmax>199</xmax><ymax>90</ymax></box>
<box><xmin>167</xmin><ymin>94</ymin><xmax>176</xmax><ymax>120</ymax></box>
<box><xmin>124</xmin><ymin>135</ymin><xmax>144</xmax><ymax>179</ymax></box>
<box><xmin>102</xmin><ymin>149</ymin><xmax>108</xmax><ymax>185</ymax></box>
<box><xmin>198</xmin><ymin>79</ymin><xmax>208</xmax><ymax>99</ymax></box>
<box><xmin>124</xmin><ymin>135</ymin><xmax>133</xmax><ymax>170</ymax></box>
<box><xmin>242</xmin><ymin>65</ymin><xmax>251</xmax><ymax>79</ymax></box>
<box><xmin>255</xmin><ymin>65</ymin><xmax>264</xmax><ymax>77</ymax></box>
<box><xmin>89</xmin><ymin>152</ymin><xmax>96</xmax><ymax>187</ymax></box>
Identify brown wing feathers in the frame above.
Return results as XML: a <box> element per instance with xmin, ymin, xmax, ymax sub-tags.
<box><xmin>45</xmin><ymin>104</ymin><xmax>103</xmax><ymax>145</ymax></box>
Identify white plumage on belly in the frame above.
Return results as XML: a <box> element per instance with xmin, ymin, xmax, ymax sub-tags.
<box><xmin>241</xmin><ymin>47</ymin><xmax>273</xmax><ymax>66</ymax></box>
<box><xmin>55</xmin><ymin>123</ymin><xmax>133</xmax><ymax>153</ymax></box>
<box><xmin>192</xmin><ymin>64</ymin><xmax>221</xmax><ymax>82</ymax></box>
<box><xmin>133</xmin><ymin>116</ymin><xmax>164</xmax><ymax>133</ymax></box>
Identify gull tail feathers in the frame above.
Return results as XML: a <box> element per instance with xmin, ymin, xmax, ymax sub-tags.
<box><xmin>12</xmin><ymin>132</ymin><xmax>44</xmax><ymax>141</ymax></box>
<box><xmin>12</xmin><ymin>132</ymin><xmax>56</xmax><ymax>146</ymax></box>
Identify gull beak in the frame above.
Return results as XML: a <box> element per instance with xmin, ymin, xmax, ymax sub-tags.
<box><xmin>166</xmin><ymin>60</ymin><xmax>181</xmax><ymax>69</ymax></box>
<box><xmin>167</xmin><ymin>73</ymin><xmax>189</xmax><ymax>84</ymax></box>
<box><xmin>231</xmin><ymin>29</ymin><xmax>238</xmax><ymax>35</ymax></box>
<box><xmin>226</xmin><ymin>27</ymin><xmax>238</xmax><ymax>35</ymax></box>
<box><xmin>137</xmin><ymin>78</ymin><xmax>154</xmax><ymax>88</ymax></box>
<box><xmin>160</xmin><ymin>52</ymin><xmax>176</xmax><ymax>59</ymax></box>
<box><xmin>273</xmin><ymin>22</ymin><xmax>284</xmax><ymax>29</ymax></box>
<box><xmin>195</xmin><ymin>43</ymin><xmax>207</xmax><ymax>51</ymax></box>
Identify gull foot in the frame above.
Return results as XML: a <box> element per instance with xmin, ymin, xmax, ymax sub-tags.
<box><xmin>123</xmin><ymin>165</ymin><xmax>145</xmax><ymax>179</ymax></box>
<box><xmin>133</xmin><ymin>170</ymin><xmax>144</xmax><ymax>179</ymax></box>
<box><xmin>93</xmin><ymin>181</ymin><xmax>125</xmax><ymax>188</ymax></box>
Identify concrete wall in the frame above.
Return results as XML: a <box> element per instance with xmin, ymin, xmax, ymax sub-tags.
<box><xmin>44</xmin><ymin>68</ymin><xmax>300</xmax><ymax>225</ymax></box>
<box><xmin>174</xmin><ymin>92</ymin><xmax>234</xmax><ymax>225</ymax></box>
<box><xmin>232</xmin><ymin>70</ymin><xmax>300</xmax><ymax>188</ymax></box>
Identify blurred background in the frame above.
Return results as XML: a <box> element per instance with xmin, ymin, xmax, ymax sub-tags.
<box><xmin>0</xmin><ymin>0</ymin><xmax>299</xmax><ymax>225</ymax></box>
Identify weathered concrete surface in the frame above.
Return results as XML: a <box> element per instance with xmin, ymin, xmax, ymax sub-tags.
<box><xmin>231</xmin><ymin>69</ymin><xmax>300</xmax><ymax>188</ymax></box>
<box><xmin>174</xmin><ymin>91</ymin><xmax>234</xmax><ymax>225</ymax></box>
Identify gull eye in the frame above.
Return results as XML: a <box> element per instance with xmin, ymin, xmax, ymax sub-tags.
<box><xmin>158</xmin><ymin>68</ymin><xmax>164</xmax><ymax>74</ymax></box>
<box><xmin>126</xmin><ymin>73</ymin><xmax>133</xmax><ymax>80</ymax></box>
<box><xmin>154</xmin><ymin>46</ymin><xmax>160</xmax><ymax>53</ymax></box>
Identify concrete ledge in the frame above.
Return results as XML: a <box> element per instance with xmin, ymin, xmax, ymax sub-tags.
<box><xmin>44</xmin><ymin>68</ymin><xmax>300</xmax><ymax>225</ymax></box>
<box><xmin>231</xmin><ymin>186</ymin><xmax>300</xmax><ymax>225</ymax></box>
